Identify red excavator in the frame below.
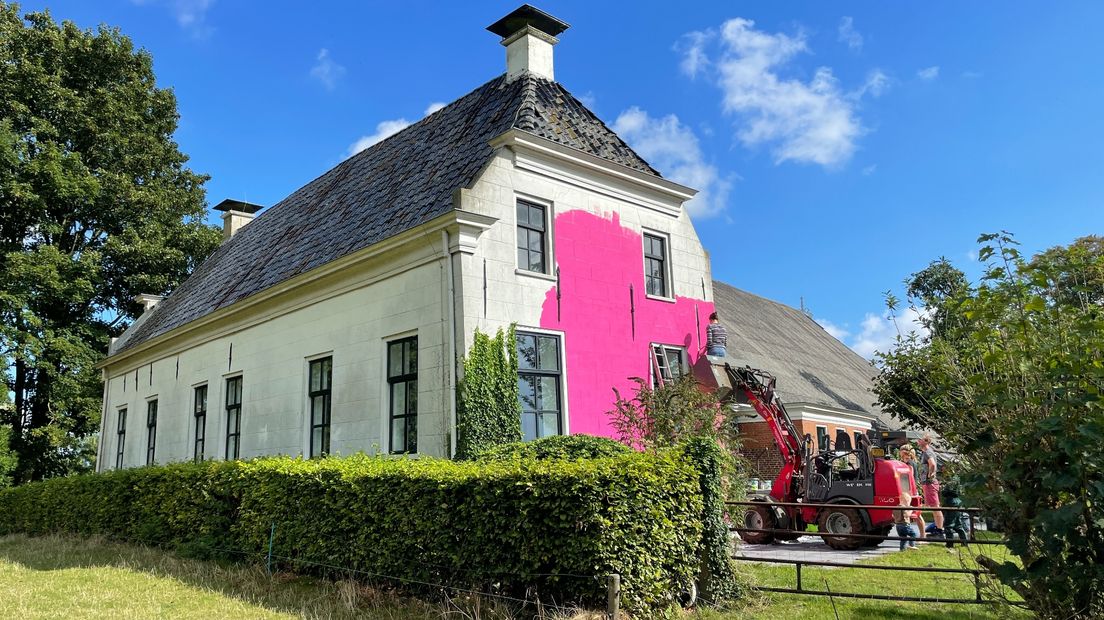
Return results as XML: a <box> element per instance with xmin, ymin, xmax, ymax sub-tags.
<box><xmin>707</xmin><ymin>363</ymin><xmax>917</xmax><ymax>550</ymax></box>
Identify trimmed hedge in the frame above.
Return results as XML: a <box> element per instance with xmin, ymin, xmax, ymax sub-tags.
<box><xmin>0</xmin><ymin>452</ymin><xmax>701</xmax><ymax>615</ymax></box>
<box><xmin>477</xmin><ymin>434</ymin><xmax>631</xmax><ymax>462</ymax></box>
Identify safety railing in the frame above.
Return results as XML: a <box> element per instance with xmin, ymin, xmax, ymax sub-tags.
<box><xmin>726</xmin><ymin>500</ymin><xmax>1010</xmax><ymax>605</ymax></box>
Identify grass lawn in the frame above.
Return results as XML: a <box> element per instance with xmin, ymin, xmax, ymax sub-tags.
<box><xmin>0</xmin><ymin>533</ymin><xmax>1027</xmax><ymax>619</ymax></box>
<box><xmin>705</xmin><ymin>534</ymin><xmax>1028</xmax><ymax>620</ymax></box>
<box><xmin>0</xmin><ymin>534</ymin><xmax>449</xmax><ymax>619</ymax></box>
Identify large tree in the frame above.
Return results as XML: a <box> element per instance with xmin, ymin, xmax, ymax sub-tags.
<box><xmin>875</xmin><ymin>233</ymin><xmax>1104</xmax><ymax>618</ymax></box>
<box><xmin>0</xmin><ymin>5</ymin><xmax>221</xmax><ymax>481</ymax></box>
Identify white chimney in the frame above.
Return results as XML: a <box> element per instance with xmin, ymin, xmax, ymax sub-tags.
<box><xmin>487</xmin><ymin>5</ymin><xmax>570</xmax><ymax>82</ymax></box>
<box><xmin>213</xmin><ymin>198</ymin><xmax>264</xmax><ymax>241</ymax></box>
<box><xmin>134</xmin><ymin>294</ymin><xmax>163</xmax><ymax>313</ymax></box>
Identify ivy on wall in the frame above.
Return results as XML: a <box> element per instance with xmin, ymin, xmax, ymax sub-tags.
<box><xmin>456</xmin><ymin>325</ymin><xmax>522</xmax><ymax>460</ymax></box>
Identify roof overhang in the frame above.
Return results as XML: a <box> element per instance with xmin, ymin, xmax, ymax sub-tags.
<box><xmin>97</xmin><ymin>209</ymin><xmax>496</xmax><ymax>371</ymax></box>
<box><xmin>490</xmin><ymin>129</ymin><xmax>697</xmax><ymax>217</ymax></box>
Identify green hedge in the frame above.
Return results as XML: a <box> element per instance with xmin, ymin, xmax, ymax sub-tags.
<box><xmin>477</xmin><ymin>434</ymin><xmax>631</xmax><ymax>462</ymax></box>
<box><xmin>0</xmin><ymin>452</ymin><xmax>701</xmax><ymax>615</ymax></box>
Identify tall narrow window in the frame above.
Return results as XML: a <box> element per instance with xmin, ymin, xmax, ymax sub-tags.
<box><xmin>387</xmin><ymin>338</ymin><xmax>418</xmax><ymax>453</ymax></box>
<box><xmin>115</xmin><ymin>409</ymin><xmax>127</xmax><ymax>469</ymax></box>
<box><xmin>225</xmin><ymin>376</ymin><xmax>242</xmax><ymax>459</ymax></box>
<box><xmin>816</xmin><ymin>426</ymin><xmax>829</xmax><ymax>453</ymax></box>
<box><xmin>650</xmin><ymin>344</ymin><xmax>687</xmax><ymax>386</ymax></box>
<box><xmin>516</xmin><ymin>332</ymin><xmax>562</xmax><ymax>441</ymax></box>
<box><xmin>516</xmin><ymin>199</ymin><xmax>547</xmax><ymax>273</ymax></box>
<box><xmin>146</xmin><ymin>400</ymin><xmax>158</xmax><ymax>466</ymax></box>
<box><xmin>309</xmin><ymin>358</ymin><xmax>332</xmax><ymax>457</ymax></box>
<box><xmin>643</xmin><ymin>233</ymin><xmax>668</xmax><ymax>297</ymax></box>
<box><xmin>194</xmin><ymin>385</ymin><xmax>208</xmax><ymax>462</ymax></box>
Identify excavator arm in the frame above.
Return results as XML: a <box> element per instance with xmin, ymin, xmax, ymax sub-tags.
<box><xmin>718</xmin><ymin>365</ymin><xmax>806</xmax><ymax>489</ymax></box>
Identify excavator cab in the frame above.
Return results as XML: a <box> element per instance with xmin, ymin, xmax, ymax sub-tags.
<box><xmin>703</xmin><ymin>361</ymin><xmax>909</xmax><ymax>550</ymax></box>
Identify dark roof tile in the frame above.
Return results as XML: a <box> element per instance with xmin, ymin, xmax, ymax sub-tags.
<box><xmin>113</xmin><ymin>73</ymin><xmax>658</xmax><ymax>354</ymax></box>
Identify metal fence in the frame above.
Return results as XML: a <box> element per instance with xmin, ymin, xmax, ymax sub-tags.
<box><xmin>726</xmin><ymin>500</ymin><xmax>1008</xmax><ymax>606</ymax></box>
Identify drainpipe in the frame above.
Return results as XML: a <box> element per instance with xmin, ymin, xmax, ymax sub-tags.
<box><xmin>442</xmin><ymin>230</ymin><xmax>459</xmax><ymax>458</ymax></box>
<box><xmin>96</xmin><ymin>368</ymin><xmax>109</xmax><ymax>472</ymax></box>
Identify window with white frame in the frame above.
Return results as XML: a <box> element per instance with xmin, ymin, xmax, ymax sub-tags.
<box><xmin>516</xmin><ymin>331</ymin><xmax>563</xmax><ymax>441</ymax></box>
<box><xmin>146</xmin><ymin>399</ymin><xmax>158</xmax><ymax>466</ymax></box>
<box><xmin>516</xmin><ymin>199</ymin><xmax>548</xmax><ymax>274</ymax></box>
<box><xmin>115</xmin><ymin>408</ymin><xmax>127</xmax><ymax>469</ymax></box>
<box><xmin>387</xmin><ymin>337</ymin><xmax>418</xmax><ymax>454</ymax></box>
<box><xmin>643</xmin><ymin>233</ymin><xmax>669</xmax><ymax>297</ymax></box>
<box><xmin>649</xmin><ymin>344</ymin><xmax>687</xmax><ymax>385</ymax></box>
<box><xmin>308</xmin><ymin>358</ymin><xmax>332</xmax><ymax>458</ymax></box>
<box><xmin>225</xmin><ymin>376</ymin><xmax>242</xmax><ymax>459</ymax></box>
<box><xmin>193</xmin><ymin>385</ymin><xmax>207</xmax><ymax>463</ymax></box>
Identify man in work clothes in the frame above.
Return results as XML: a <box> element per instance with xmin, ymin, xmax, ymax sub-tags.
<box><xmin>917</xmin><ymin>433</ymin><xmax>944</xmax><ymax>530</ymax></box>
<box><xmin>706</xmin><ymin>312</ymin><xmax>727</xmax><ymax>358</ymax></box>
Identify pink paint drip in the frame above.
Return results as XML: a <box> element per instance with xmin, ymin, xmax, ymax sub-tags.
<box><xmin>539</xmin><ymin>210</ymin><xmax>714</xmax><ymax>438</ymax></box>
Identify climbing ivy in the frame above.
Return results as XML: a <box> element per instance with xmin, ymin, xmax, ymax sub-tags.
<box><xmin>456</xmin><ymin>325</ymin><xmax>522</xmax><ymax>460</ymax></box>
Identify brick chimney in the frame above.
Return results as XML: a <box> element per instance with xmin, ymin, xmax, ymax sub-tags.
<box><xmin>487</xmin><ymin>5</ymin><xmax>570</xmax><ymax>82</ymax></box>
<box><xmin>213</xmin><ymin>199</ymin><xmax>264</xmax><ymax>241</ymax></box>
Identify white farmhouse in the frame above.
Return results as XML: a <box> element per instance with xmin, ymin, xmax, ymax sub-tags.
<box><xmin>96</xmin><ymin>5</ymin><xmax>888</xmax><ymax>472</ymax></box>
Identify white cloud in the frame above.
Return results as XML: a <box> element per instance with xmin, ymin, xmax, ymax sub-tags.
<box><xmin>855</xmin><ymin>69</ymin><xmax>890</xmax><ymax>99</ymax></box>
<box><xmin>345</xmin><ymin>102</ymin><xmax>450</xmax><ymax>158</ymax></box>
<box><xmin>680</xmin><ymin>18</ymin><xmax>879</xmax><ymax>168</ymax></box>
<box><xmin>861</xmin><ymin>164</ymin><xmax>877</xmax><ymax>176</ymax></box>
<box><xmin>346</xmin><ymin>119</ymin><xmax>411</xmax><ymax>157</ymax></box>
<box><xmin>962</xmin><ymin>70</ymin><xmax>983</xmax><ymax>79</ymax></box>
<box><xmin>131</xmin><ymin>0</ymin><xmax>214</xmax><ymax>36</ymax></box>
<box><xmin>821</xmin><ymin>307</ymin><xmax>929</xmax><ymax>360</ymax></box>
<box><xmin>837</xmin><ymin>16</ymin><xmax>863</xmax><ymax>50</ymax></box>
<box><xmin>310</xmin><ymin>49</ymin><xmax>345</xmax><ymax>91</ymax></box>
<box><xmin>676</xmin><ymin>31</ymin><xmax>712</xmax><ymax>78</ymax></box>
<box><xmin>816</xmin><ymin>318</ymin><xmax>850</xmax><ymax>341</ymax></box>
<box><xmin>612</xmin><ymin>107</ymin><xmax>732</xmax><ymax>218</ymax></box>
<box><xmin>917</xmin><ymin>66</ymin><xmax>940</xmax><ymax>81</ymax></box>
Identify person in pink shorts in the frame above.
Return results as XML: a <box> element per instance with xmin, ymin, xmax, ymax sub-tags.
<box><xmin>917</xmin><ymin>432</ymin><xmax>944</xmax><ymax>530</ymax></box>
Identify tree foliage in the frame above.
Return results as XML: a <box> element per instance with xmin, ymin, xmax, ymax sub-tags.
<box><xmin>455</xmin><ymin>326</ymin><xmax>521</xmax><ymax>460</ymax></box>
<box><xmin>0</xmin><ymin>5</ymin><xmax>220</xmax><ymax>481</ymax></box>
<box><xmin>874</xmin><ymin>232</ymin><xmax>1104</xmax><ymax>619</ymax></box>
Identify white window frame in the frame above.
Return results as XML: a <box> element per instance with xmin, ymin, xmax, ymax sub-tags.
<box><xmin>514</xmin><ymin>193</ymin><xmax>556</xmax><ymax>280</ymax></box>
<box><xmin>642</xmin><ymin>228</ymin><xmax>674</xmax><ymax>301</ymax></box>
<box><xmin>649</xmin><ymin>343</ymin><xmax>688</xmax><ymax>386</ymax></box>
<box><xmin>515</xmin><ymin>326</ymin><xmax>569</xmax><ymax>439</ymax></box>
<box><xmin>815</xmin><ymin>425</ymin><xmax>830</xmax><ymax>453</ymax></box>
<box><xmin>385</xmin><ymin>335</ymin><xmax>419</xmax><ymax>454</ymax></box>
<box><xmin>145</xmin><ymin>395</ymin><xmax>159</xmax><ymax>466</ymax></box>
<box><xmin>192</xmin><ymin>382</ymin><xmax>209</xmax><ymax>463</ymax></box>
<box><xmin>221</xmin><ymin>372</ymin><xmax>243</xmax><ymax>460</ymax></box>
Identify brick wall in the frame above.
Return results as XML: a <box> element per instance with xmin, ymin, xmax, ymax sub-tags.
<box><xmin>738</xmin><ymin>419</ymin><xmax>871</xmax><ymax>483</ymax></box>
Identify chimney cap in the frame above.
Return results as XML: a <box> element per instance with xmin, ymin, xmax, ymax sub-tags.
<box><xmin>213</xmin><ymin>198</ymin><xmax>264</xmax><ymax>214</ymax></box>
<box><xmin>487</xmin><ymin>4</ymin><xmax>569</xmax><ymax>39</ymax></box>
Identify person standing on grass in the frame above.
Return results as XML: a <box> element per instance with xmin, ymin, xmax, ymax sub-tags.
<box><xmin>942</xmin><ymin>485</ymin><xmax>970</xmax><ymax>550</ymax></box>
<box><xmin>894</xmin><ymin>492</ymin><xmax>919</xmax><ymax>550</ymax></box>
<box><xmin>898</xmin><ymin>445</ymin><xmax>926</xmax><ymax>538</ymax></box>
<box><xmin>705</xmin><ymin>312</ymin><xmax>727</xmax><ymax>358</ymax></box>
<box><xmin>917</xmin><ymin>433</ymin><xmax>945</xmax><ymax>531</ymax></box>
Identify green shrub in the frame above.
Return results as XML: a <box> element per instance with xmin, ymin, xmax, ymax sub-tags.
<box><xmin>477</xmin><ymin>434</ymin><xmax>630</xmax><ymax>462</ymax></box>
<box><xmin>456</xmin><ymin>326</ymin><xmax>522</xmax><ymax>459</ymax></box>
<box><xmin>0</xmin><ymin>452</ymin><xmax>701</xmax><ymax>616</ymax></box>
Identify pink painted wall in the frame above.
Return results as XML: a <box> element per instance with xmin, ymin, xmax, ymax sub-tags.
<box><xmin>539</xmin><ymin>210</ymin><xmax>714</xmax><ymax>438</ymax></box>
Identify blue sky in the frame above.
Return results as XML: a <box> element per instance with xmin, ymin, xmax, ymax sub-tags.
<box><xmin>19</xmin><ymin>1</ymin><xmax>1104</xmax><ymax>358</ymax></box>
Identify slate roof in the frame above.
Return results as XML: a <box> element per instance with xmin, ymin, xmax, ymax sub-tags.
<box><xmin>711</xmin><ymin>280</ymin><xmax>897</xmax><ymax>430</ymax></box>
<box><xmin>112</xmin><ymin>73</ymin><xmax>658</xmax><ymax>355</ymax></box>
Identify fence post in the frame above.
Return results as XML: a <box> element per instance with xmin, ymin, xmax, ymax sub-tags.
<box><xmin>796</xmin><ymin>562</ymin><xmax>803</xmax><ymax>592</ymax></box>
<box><xmin>266</xmin><ymin>522</ymin><xmax>276</xmax><ymax>576</ymax></box>
<box><xmin>974</xmin><ymin>571</ymin><xmax>982</xmax><ymax>603</ymax></box>
<box><xmin>606</xmin><ymin>574</ymin><xmax>620</xmax><ymax>620</ymax></box>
